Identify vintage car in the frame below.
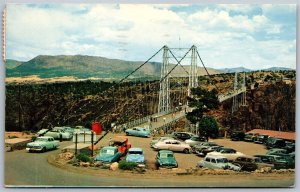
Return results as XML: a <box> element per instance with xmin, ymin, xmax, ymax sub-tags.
<box><xmin>126</xmin><ymin>148</ymin><xmax>145</xmax><ymax>166</ymax></box>
<box><xmin>150</xmin><ymin>136</ymin><xmax>174</xmax><ymax>148</ymax></box>
<box><xmin>253</xmin><ymin>134</ymin><xmax>269</xmax><ymax>144</ymax></box>
<box><xmin>109</xmin><ymin>136</ymin><xmax>131</xmax><ymax>155</ymax></box>
<box><xmin>244</xmin><ymin>133</ymin><xmax>259</xmax><ymax>142</ymax></box>
<box><xmin>153</xmin><ymin>139</ymin><xmax>191</xmax><ymax>153</ymax></box>
<box><xmin>44</xmin><ymin>129</ymin><xmax>73</xmax><ymax>140</ymax></box>
<box><xmin>74</xmin><ymin>125</ymin><xmax>90</xmax><ymax>133</ymax></box>
<box><xmin>94</xmin><ymin>146</ymin><xmax>122</xmax><ymax>163</ymax></box>
<box><xmin>230</xmin><ymin>131</ymin><xmax>245</xmax><ymax>141</ymax></box>
<box><xmin>53</xmin><ymin>126</ymin><xmax>74</xmax><ymax>135</ymax></box>
<box><xmin>191</xmin><ymin>142</ymin><xmax>219</xmax><ymax>153</ymax></box>
<box><xmin>254</xmin><ymin>154</ymin><xmax>294</xmax><ymax>169</ymax></box>
<box><xmin>207</xmin><ymin>147</ymin><xmax>245</xmax><ymax>161</ymax></box>
<box><xmin>232</xmin><ymin>156</ymin><xmax>258</xmax><ymax>171</ymax></box>
<box><xmin>283</xmin><ymin>142</ymin><xmax>295</xmax><ymax>153</ymax></box>
<box><xmin>26</xmin><ymin>136</ymin><xmax>59</xmax><ymax>152</ymax></box>
<box><xmin>265</xmin><ymin>137</ymin><xmax>286</xmax><ymax>149</ymax></box>
<box><xmin>156</xmin><ymin>150</ymin><xmax>178</xmax><ymax>168</ymax></box>
<box><xmin>171</xmin><ymin>132</ymin><xmax>195</xmax><ymax>141</ymax></box>
<box><xmin>125</xmin><ymin>127</ymin><xmax>150</xmax><ymax>137</ymax></box>
<box><xmin>266</xmin><ymin>148</ymin><xmax>289</xmax><ymax>156</ymax></box>
<box><xmin>184</xmin><ymin>136</ymin><xmax>207</xmax><ymax>147</ymax></box>
<box><xmin>195</xmin><ymin>145</ymin><xmax>223</xmax><ymax>157</ymax></box>
<box><xmin>197</xmin><ymin>156</ymin><xmax>241</xmax><ymax>171</ymax></box>
<box><xmin>254</xmin><ymin>157</ymin><xmax>274</xmax><ymax>169</ymax></box>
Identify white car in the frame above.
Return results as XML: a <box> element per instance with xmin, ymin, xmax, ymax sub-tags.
<box><xmin>26</xmin><ymin>136</ymin><xmax>59</xmax><ymax>152</ymax></box>
<box><xmin>153</xmin><ymin>139</ymin><xmax>191</xmax><ymax>153</ymax></box>
<box><xmin>185</xmin><ymin>136</ymin><xmax>207</xmax><ymax>147</ymax></box>
<box><xmin>206</xmin><ymin>147</ymin><xmax>245</xmax><ymax>161</ymax></box>
<box><xmin>197</xmin><ymin>155</ymin><xmax>241</xmax><ymax>171</ymax></box>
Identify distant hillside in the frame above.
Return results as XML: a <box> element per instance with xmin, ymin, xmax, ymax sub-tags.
<box><xmin>6</xmin><ymin>55</ymin><xmax>222</xmax><ymax>80</ymax></box>
<box><xmin>6</xmin><ymin>59</ymin><xmax>23</xmax><ymax>69</ymax></box>
<box><xmin>220</xmin><ymin>67</ymin><xmax>252</xmax><ymax>73</ymax></box>
<box><xmin>262</xmin><ymin>67</ymin><xmax>294</xmax><ymax>71</ymax></box>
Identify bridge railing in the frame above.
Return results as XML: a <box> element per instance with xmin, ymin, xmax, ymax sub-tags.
<box><xmin>218</xmin><ymin>87</ymin><xmax>246</xmax><ymax>102</ymax></box>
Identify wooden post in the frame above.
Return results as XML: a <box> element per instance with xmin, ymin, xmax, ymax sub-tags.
<box><xmin>91</xmin><ymin>131</ymin><xmax>94</xmax><ymax>157</ymax></box>
<box><xmin>83</xmin><ymin>131</ymin><xmax>85</xmax><ymax>143</ymax></box>
<box><xmin>75</xmin><ymin>133</ymin><xmax>78</xmax><ymax>156</ymax></box>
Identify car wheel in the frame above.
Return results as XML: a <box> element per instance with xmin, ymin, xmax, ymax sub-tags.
<box><xmin>42</xmin><ymin>147</ymin><xmax>46</xmax><ymax>153</ymax></box>
<box><xmin>126</xmin><ymin>132</ymin><xmax>129</xmax><ymax>136</ymax></box>
<box><xmin>183</xmin><ymin>148</ymin><xmax>190</xmax><ymax>154</ymax></box>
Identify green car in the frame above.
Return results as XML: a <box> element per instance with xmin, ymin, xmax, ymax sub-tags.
<box><xmin>94</xmin><ymin>146</ymin><xmax>122</xmax><ymax>164</ymax></box>
<box><xmin>156</xmin><ymin>150</ymin><xmax>178</xmax><ymax>168</ymax></box>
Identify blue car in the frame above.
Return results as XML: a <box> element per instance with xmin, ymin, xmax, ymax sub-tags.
<box><xmin>125</xmin><ymin>127</ymin><xmax>150</xmax><ymax>137</ymax></box>
<box><xmin>126</xmin><ymin>148</ymin><xmax>145</xmax><ymax>166</ymax></box>
<box><xmin>94</xmin><ymin>146</ymin><xmax>122</xmax><ymax>164</ymax></box>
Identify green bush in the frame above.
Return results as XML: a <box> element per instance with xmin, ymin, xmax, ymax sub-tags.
<box><xmin>76</xmin><ymin>153</ymin><xmax>91</xmax><ymax>162</ymax></box>
<box><xmin>118</xmin><ymin>160</ymin><xmax>138</xmax><ymax>170</ymax></box>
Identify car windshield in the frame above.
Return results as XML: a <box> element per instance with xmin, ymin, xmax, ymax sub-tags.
<box><xmin>191</xmin><ymin>137</ymin><xmax>199</xmax><ymax>141</ymax></box>
<box><xmin>216</xmin><ymin>158</ymin><xmax>228</xmax><ymax>163</ymax></box>
<box><xmin>101</xmin><ymin>149</ymin><xmax>115</xmax><ymax>155</ymax></box>
<box><xmin>128</xmin><ymin>151</ymin><xmax>143</xmax><ymax>155</ymax></box>
<box><xmin>160</xmin><ymin>153</ymin><xmax>173</xmax><ymax>158</ymax></box>
<box><xmin>35</xmin><ymin>138</ymin><xmax>48</xmax><ymax>142</ymax></box>
<box><xmin>274</xmin><ymin>156</ymin><xmax>285</xmax><ymax>161</ymax></box>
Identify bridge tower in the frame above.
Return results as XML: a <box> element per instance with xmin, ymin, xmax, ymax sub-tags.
<box><xmin>231</xmin><ymin>72</ymin><xmax>238</xmax><ymax>113</ymax></box>
<box><xmin>158</xmin><ymin>46</ymin><xmax>170</xmax><ymax>114</ymax></box>
<box><xmin>241</xmin><ymin>72</ymin><xmax>247</xmax><ymax>106</ymax></box>
<box><xmin>188</xmin><ymin>45</ymin><xmax>198</xmax><ymax>96</ymax></box>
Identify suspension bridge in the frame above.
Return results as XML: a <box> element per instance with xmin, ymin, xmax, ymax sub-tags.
<box><xmin>96</xmin><ymin>45</ymin><xmax>247</xmax><ymax>134</ymax></box>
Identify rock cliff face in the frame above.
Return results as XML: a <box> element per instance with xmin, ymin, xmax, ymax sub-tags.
<box><xmin>209</xmin><ymin>81</ymin><xmax>295</xmax><ymax>132</ymax></box>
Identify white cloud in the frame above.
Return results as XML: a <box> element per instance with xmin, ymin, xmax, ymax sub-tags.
<box><xmin>6</xmin><ymin>4</ymin><xmax>296</xmax><ymax>70</ymax></box>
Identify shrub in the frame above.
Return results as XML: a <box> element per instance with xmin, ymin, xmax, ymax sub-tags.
<box><xmin>76</xmin><ymin>153</ymin><xmax>91</xmax><ymax>162</ymax></box>
<box><xmin>118</xmin><ymin>160</ymin><xmax>138</xmax><ymax>170</ymax></box>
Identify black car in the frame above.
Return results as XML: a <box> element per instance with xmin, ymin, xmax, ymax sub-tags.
<box><xmin>172</xmin><ymin>132</ymin><xmax>195</xmax><ymax>141</ymax></box>
<box><xmin>232</xmin><ymin>156</ymin><xmax>257</xmax><ymax>172</ymax></box>
<box><xmin>283</xmin><ymin>141</ymin><xmax>295</xmax><ymax>153</ymax></box>
<box><xmin>254</xmin><ymin>134</ymin><xmax>269</xmax><ymax>144</ymax></box>
<box><xmin>230</xmin><ymin>131</ymin><xmax>245</xmax><ymax>141</ymax></box>
<box><xmin>266</xmin><ymin>137</ymin><xmax>286</xmax><ymax>149</ymax></box>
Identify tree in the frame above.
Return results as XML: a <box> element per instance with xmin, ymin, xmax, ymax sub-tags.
<box><xmin>186</xmin><ymin>87</ymin><xmax>220</xmax><ymax>139</ymax></box>
<box><xmin>199</xmin><ymin>116</ymin><xmax>219</xmax><ymax>141</ymax></box>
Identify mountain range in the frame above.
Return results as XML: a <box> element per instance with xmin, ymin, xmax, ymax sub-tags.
<box><xmin>6</xmin><ymin>55</ymin><xmax>294</xmax><ymax>80</ymax></box>
<box><xmin>6</xmin><ymin>55</ymin><xmax>222</xmax><ymax>80</ymax></box>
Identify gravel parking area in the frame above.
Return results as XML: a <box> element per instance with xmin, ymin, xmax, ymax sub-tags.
<box><xmin>96</xmin><ymin>132</ymin><xmax>268</xmax><ymax>170</ymax></box>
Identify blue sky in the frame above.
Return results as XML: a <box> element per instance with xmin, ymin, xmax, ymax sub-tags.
<box><xmin>6</xmin><ymin>4</ymin><xmax>296</xmax><ymax>70</ymax></box>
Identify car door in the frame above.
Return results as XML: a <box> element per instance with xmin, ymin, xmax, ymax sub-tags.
<box><xmin>170</xmin><ymin>141</ymin><xmax>182</xmax><ymax>151</ymax></box>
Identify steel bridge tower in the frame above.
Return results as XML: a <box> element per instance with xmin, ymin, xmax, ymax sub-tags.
<box><xmin>188</xmin><ymin>45</ymin><xmax>198</xmax><ymax>96</ymax></box>
<box><xmin>232</xmin><ymin>72</ymin><xmax>238</xmax><ymax>113</ymax></box>
<box><xmin>158</xmin><ymin>46</ymin><xmax>170</xmax><ymax>114</ymax></box>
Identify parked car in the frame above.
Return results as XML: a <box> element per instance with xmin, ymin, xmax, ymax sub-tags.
<box><xmin>207</xmin><ymin>147</ymin><xmax>245</xmax><ymax>161</ymax></box>
<box><xmin>153</xmin><ymin>139</ymin><xmax>191</xmax><ymax>153</ymax></box>
<box><xmin>197</xmin><ymin>156</ymin><xmax>241</xmax><ymax>171</ymax></box>
<box><xmin>74</xmin><ymin>125</ymin><xmax>90</xmax><ymax>133</ymax></box>
<box><xmin>156</xmin><ymin>150</ymin><xmax>178</xmax><ymax>168</ymax></box>
<box><xmin>230</xmin><ymin>131</ymin><xmax>245</xmax><ymax>141</ymax></box>
<box><xmin>53</xmin><ymin>126</ymin><xmax>74</xmax><ymax>135</ymax></box>
<box><xmin>244</xmin><ymin>133</ymin><xmax>258</xmax><ymax>142</ymax></box>
<box><xmin>254</xmin><ymin>134</ymin><xmax>269</xmax><ymax>144</ymax></box>
<box><xmin>171</xmin><ymin>132</ymin><xmax>195</xmax><ymax>141</ymax></box>
<box><xmin>94</xmin><ymin>146</ymin><xmax>122</xmax><ymax>163</ymax></box>
<box><xmin>232</xmin><ymin>156</ymin><xmax>257</xmax><ymax>171</ymax></box>
<box><xmin>109</xmin><ymin>136</ymin><xmax>131</xmax><ymax>155</ymax></box>
<box><xmin>283</xmin><ymin>141</ymin><xmax>295</xmax><ymax>153</ymax></box>
<box><xmin>126</xmin><ymin>148</ymin><xmax>145</xmax><ymax>166</ymax></box>
<box><xmin>191</xmin><ymin>142</ymin><xmax>219</xmax><ymax>153</ymax></box>
<box><xmin>254</xmin><ymin>155</ymin><xmax>294</xmax><ymax>169</ymax></box>
<box><xmin>150</xmin><ymin>136</ymin><xmax>174</xmax><ymax>148</ymax></box>
<box><xmin>44</xmin><ymin>129</ymin><xmax>73</xmax><ymax>140</ymax></box>
<box><xmin>26</xmin><ymin>136</ymin><xmax>59</xmax><ymax>152</ymax></box>
<box><xmin>266</xmin><ymin>148</ymin><xmax>289</xmax><ymax>156</ymax></box>
<box><xmin>265</xmin><ymin>137</ymin><xmax>286</xmax><ymax>149</ymax></box>
<box><xmin>185</xmin><ymin>136</ymin><xmax>207</xmax><ymax>147</ymax></box>
<box><xmin>125</xmin><ymin>127</ymin><xmax>151</xmax><ymax>138</ymax></box>
<box><xmin>254</xmin><ymin>157</ymin><xmax>274</xmax><ymax>169</ymax></box>
<box><xmin>195</xmin><ymin>145</ymin><xmax>223</xmax><ymax>157</ymax></box>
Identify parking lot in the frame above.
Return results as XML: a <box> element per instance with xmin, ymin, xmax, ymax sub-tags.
<box><xmin>96</xmin><ymin>132</ymin><xmax>268</xmax><ymax>170</ymax></box>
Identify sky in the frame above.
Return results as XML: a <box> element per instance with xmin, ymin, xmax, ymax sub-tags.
<box><xmin>6</xmin><ymin>4</ymin><xmax>296</xmax><ymax>70</ymax></box>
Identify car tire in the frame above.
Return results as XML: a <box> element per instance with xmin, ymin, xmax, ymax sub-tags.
<box><xmin>42</xmin><ymin>147</ymin><xmax>46</xmax><ymax>153</ymax></box>
<box><xmin>126</xmin><ymin>132</ymin><xmax>129</xmax><ymax>136</ymax></box>
<box><xmin>183</xmin><ymin>148</ymin><xmax>190</xmax><ymax>154</ymax></box>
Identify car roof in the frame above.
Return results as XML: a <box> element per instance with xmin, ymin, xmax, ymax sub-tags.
<box><xmin>37</xmin><ymin>136</ymin><xmax>53</xmax><ymax>139</ymax></box>
<box><xmin>159</xmin><ymin>150</ymin><xmax>174</xmax><ymax>154</ymax></box>
<box><xmin>102</xmin><ymin>146</ymin><xmax>117</xmax><ymax>150</ymax></box>
<box><xmin>129</xmin><ymin>148</ymin><xmax>143</xmax><ymax>152</ymax></box>
<box><xmin>112</xmin><ymin>136</ymin><xmax>128</xmax><ymax>142</ymax></box>
<box><xmin>205</xmin><ymin>155</ymin><xmax>227</xmax><ymax>159</ymax></box>
<box><xmin>162</xmin><ymin>139</ymin><xmax>180</xmax><ymax>142</ymax></box>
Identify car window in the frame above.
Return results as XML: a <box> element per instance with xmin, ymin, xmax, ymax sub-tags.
<box><xmin>101</xmin><ymin>149</ymin><xmax>115</xmax><ymax>155</ymax></box>
<box><xmin>205</xmin><ymin>157</ymin><xmax>211</xmax><ymax>162</ymax></box>
<box><xmin>172</xmin><ymin>141</ymin><xmax>180</xmax><ymax>145</ymax></box>
<box><xmin>217</xmin><ymin>158</ymin><xmax>228</xmax><ymax>163</ymax></box>
<box><xmin>165</xmin><ymin>141</ymin><xmax>171</xmax><ymax>144</ymax></box>
<box><xmin>160</xmin><ymin>153</ymin><xmax>173</xmax><ymax>158</ymax></box>
<box><xmin>211</xmin><ymin>159</ymin><xmax>216</xmax><ymax>163</ymax></box>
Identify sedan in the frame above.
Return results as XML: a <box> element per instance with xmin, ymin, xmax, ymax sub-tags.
<box><xmin>150</xmin><ymin>136</ymin><xmax>174</xmax><ymax>148</ymax></box>
<box><xmin>153</xmin><ymin>139</ymin><xmax>191</xmax><ymax>153</ymax></box>
<box><xmin>185</xmin><ymin>136</ymin><xmax>207</xmax><ymax>147</ymax></box>
<box><xmin>207</xmin><ymin>147</ymin><xmax>245</xmax><ymax>161</ymax></box>
<box><xmin>126</xmin><ymin>148</ymin><xmax>145</xmax><ymax>167</ymax></box>
<box><xmin>94</xmin><ymin>146</ymin><xmax>122</xmax><ymax>164</ymax></box>
<box><xmin>125</xmin><ymin>127</ymin><xmax>150</xmax><ymax>137</ymax></box>
<box><xmin>156</xmin><ymin>150</ymin><xmax>178</xmax><ymax>168</ymax></box>
<box><xmin>197</xmin><ymin>156</ymin><xmax>241</xmax><ymax>171</ymax></box>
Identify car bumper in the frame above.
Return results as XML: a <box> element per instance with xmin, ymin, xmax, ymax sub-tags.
<box><xmin>26</xmin><ymin>147</ymin><xmax>43</xmax><ymax>151</ymax></box>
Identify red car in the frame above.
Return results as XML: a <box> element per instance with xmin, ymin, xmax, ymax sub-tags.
<box><xmin>109</xmin><ymin>136</ymin><xmax>131</xmax><ymax>155</ymax></box>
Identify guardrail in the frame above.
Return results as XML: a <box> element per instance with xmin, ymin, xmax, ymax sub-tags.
<box><xmin>218</xmin><ymin>87</ymin><xmax>246</xmax><ymax>102</ymax></box>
